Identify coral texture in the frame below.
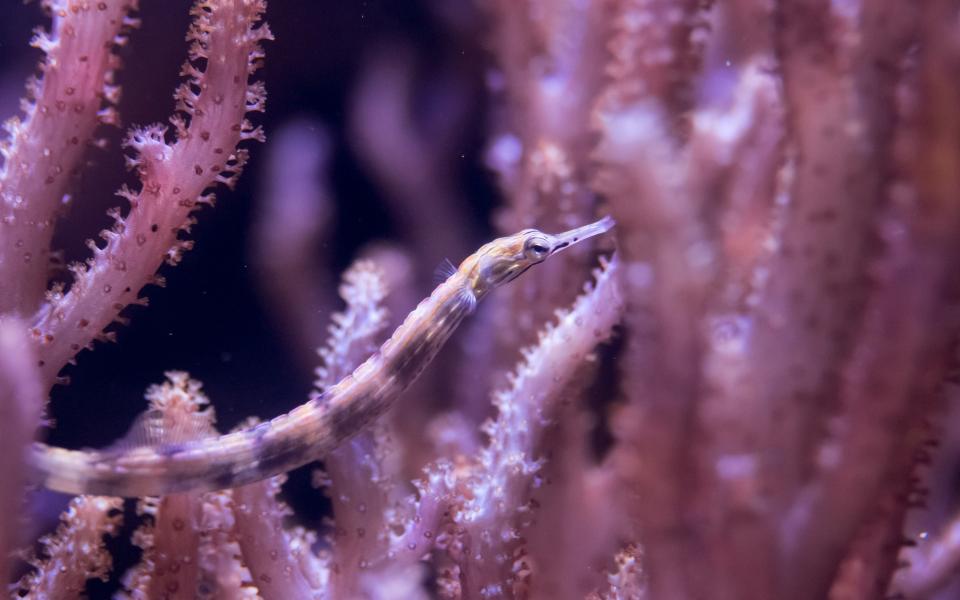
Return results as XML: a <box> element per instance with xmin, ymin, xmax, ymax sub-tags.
<box><xmin>2</xmin><ymin>0</ymin><xmax>960</xmax><ymax>599</ymax></box>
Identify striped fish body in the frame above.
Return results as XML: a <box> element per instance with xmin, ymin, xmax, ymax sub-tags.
<box><xmin>30</xmin><ymin>216</ymin><xmax>614</xmax><ymax>497</ymax></box>
<box><xmin>32</xmin><ymin>273</ymin><xmax>475</xmax><ymax>497</ymax></box>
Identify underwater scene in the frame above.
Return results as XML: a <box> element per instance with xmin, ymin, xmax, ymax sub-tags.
<box><xmin>2</xmin><ymin>1</ymin><xmax>960</xmax><ymax>599</ymax></box>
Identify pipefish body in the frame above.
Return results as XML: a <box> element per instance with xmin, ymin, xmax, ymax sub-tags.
<box><xmin>30</xmin><ymin>216</ymin><xmax>615</xmax><ymax>497</ymax></box>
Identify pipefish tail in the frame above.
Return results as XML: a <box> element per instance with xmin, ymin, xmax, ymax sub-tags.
<box><xmin>30</xmin><ymin>216</ymin><xmax>616</xmax><ymax>497</ymax></box>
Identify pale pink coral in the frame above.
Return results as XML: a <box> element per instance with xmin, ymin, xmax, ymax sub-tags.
<box><xmin>5</xmin><ymin>0</ymin><xmax>960</xmax><ymax>599</ymax></box>
<box><xmin>0</xmin><ymin>0</ymin><xmax>137</xmax><ymax>316</ymax></box>
<box><xmin>0</xmin><ymin>320</ymin><xmax>43</xmax><ymax>585</ymax></box>
<box><xmin>16</xmin><ymin>495</ymin><xmax>124</xmax><ymax>599</ymax></box>
<box><xmin>29</xmin><ymin>0</ymin><xmax>271</xmax><ymax>388</ymax></box>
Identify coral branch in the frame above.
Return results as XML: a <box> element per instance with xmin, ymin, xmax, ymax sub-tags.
<box><xmin>311</xmin><ymin>260</ymin><xmax>397</xmax><ymax>597</ymax></box>
<box><xmin>894</xmin><ymin>508</ymin><xmax>960</xmax><ymax>599</ymax></box>
<box><xmin>750</xmin><ymin>0</ymin><xmax>915</xmax><ymax>536</ymax></box>
<box><xmin>686</xmin><ymin>62</ymin><xmax>786</xmax><ymax>600</ymax></box>
<box><xmin>485</xmin><ymin>0</ymin><xmax>609</xmax><ymax>358</ymax></box>
<box><xmin>456</xmin><ymin>255</ymin><xmax>622</xmax><ymax>597</ymax></box>
<box><xmin>0</xmin><ymin>319</ymin><xmax>43</xmax><ymax>584</ymax></box>
<box><xmin>232</xmin><ymin>475</ymin><xmax>328</xmax><ymax>598</ymax></box>
<box><xmin>119</xmin><ymin>372</ymin><xmax>217</xmax><ymax>598</ymax></box>
<box><xmin>30</xmin><ymin>0</ymin><xmax>271</xmax><ymax>388</ymax></box>
<box><xmin>350</xmin><ymin>47</ymin><xmax>476</xmax><ymax>269</ymax></box>
<box><xmin>599</xmin><ymin>0</ymin><xmax>709</xmax><ymax>121</ymax></box>
<box><xmin>15</xmin><ymin>495</ymin><xmax>124</xmax><ymax>599</ymax></box>
<box><xmin>196</xmin><ymin>490</ymin><xmax>260</xmax><ymax>599</ymax></box>
<box><xmin>314</xmin><ymin>260</ymin><xmax>390</xmax><ymax>390</ymax></box>
<box><xmin>526</xmin><ymin>448</ymin><xmax>623</xmax><ymax>599</ymax></box>
<box><xmin>829</xmin><ymin>460</ymin><xmax>921</xmax><ymax>600</ymax></box>
<box><xmin>595</xmin><ymin>100</ymin><xmax>715</xmax><ymax>598</ymax></box>
<box><xmin>123</xmin><ymin>494</ymin><xmax>206</xmax><ymax>599</ymax></box>
<box><xmin>252</xmin><ymin>119</ymin><xmax>337</xmax><ymax>370</ymax></box>
<box><xmin>781</xmin><ymin>2</ymin><xmax>960</xmax><ymax>596</ymax></box>
<box><xmin>588</xmin><ymin>544</ymin><xmax>646</xmax><ymax>600</ymax></box>
<box><xmin>0</xmin><ymin>0</ymin><xmax>137</xmax><ymax>315</ymax></box>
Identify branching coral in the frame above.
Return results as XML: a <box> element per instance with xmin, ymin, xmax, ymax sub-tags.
<box><xmin>0</xmin><ymin>0</ymin><xmax>137</xmax><ymax>316</ymax></box>
<box><xmin>29</xmin><ymin>0</ymin><xmax>271</xmax><ymax>389</ymax></box>
<box><xmin>15</xmin><ymin>495</ymin><xmax>124</xmax><ymax>599</ymax></box>
<box><xmin>0</xmin><ymin>320</ymin><xmax>43</xmax><ymax>587</ymax></box>
<box><xmin>4</xmin><ymin>0</ymin><xmax>960</xmax><ymax>599</ymax></box>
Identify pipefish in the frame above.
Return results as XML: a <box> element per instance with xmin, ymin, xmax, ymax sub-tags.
<box><xmin>30</xmin><ymin>216</ymin><xmax>615</xmax><ymax>497</ymax></box>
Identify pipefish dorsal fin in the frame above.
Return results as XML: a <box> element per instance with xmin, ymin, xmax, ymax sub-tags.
<box><xmin>103</xmin><ymin>372</ymin><xmax>217</xmax><ymax>454</ymax></box>
<box><xmin>433</xmin><ymin>258</ymin><xmax>458</xmax><ymax>284</ymax></box>
<box><xmin>106</xmin><ymin>407</ymin><xmax>213</xmax><ymax>453</ymax></box>
<box><xmin>118</xmin><ymin>408</ymin><xmax>168</xmax><ymax>449</ymax></box>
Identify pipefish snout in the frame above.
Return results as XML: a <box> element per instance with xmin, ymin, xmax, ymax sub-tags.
<box><xmin>30</xmin><ymin>216</ymin><xmax>616</xmax><ymax>497</ymax></box>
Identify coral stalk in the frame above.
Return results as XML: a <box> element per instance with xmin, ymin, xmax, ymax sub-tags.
<box><xmin>388</xmin><ymin>255</ymin><xmax>623</xmax><ymax>597</ymax></box>
<box><xmin>752</xmin><ymin>0</ymin><xmax>915</xmax><ymax>535</ymax></box>
<box><xmin>456</xmin><ymin>255</ymin><xmax>622</xmax><ymax>598</ymax></box>
<box><xmin>15</xmin><ymin>496</ymin><xmax>124</xmax><ymax>599</ymax></box>
<box><xmin>30</xmin><ymin>0</ymin><xmax>271</xmax><ymax>388</ymax></box>
<box><xmin>894</xmin><ymin>508</ymin><xmax>960</xmax><ymax>599</ymax></box>
<box><xmin>232</xmin><ymin>475</ymin><xmax>328</xmax><ymax>598</ymax></box>
<box><xmin>312</xmin><ymin>260</ymin><xmax>395</xmax><ymax>596</ymax></box>
<box><xmin>253</xmin><ymin>119</ymin><xmax>337</xmax><ymax>370</ymax></box>
<box><xmin>0</xmin><ymin>319</ymin><xmax>43</xmax><ymax>584</ymax></box>
<box><xmin>0</xmin><ymin>0</ymin><xmax>136</xmax><ymax>316</ymax></box>
<box><xmin>781</xmin><ymin>2</ymin><xmax>960</xmax><ymax>595</ymax></box>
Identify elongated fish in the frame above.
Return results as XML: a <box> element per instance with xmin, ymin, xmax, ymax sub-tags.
<box><xmin>31</xmin><ymin>217</ymin><xmax>615</xmax><ymax>497</ymax></box>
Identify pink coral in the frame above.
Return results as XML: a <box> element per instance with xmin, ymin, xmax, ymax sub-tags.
<box><xmin>4</xmin><ymin>0</ymin><xmax>960</xmax><ymax>599</ymax></box>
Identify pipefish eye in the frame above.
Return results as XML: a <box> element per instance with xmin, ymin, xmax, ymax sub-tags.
<box><xmin>523</xmin><ymin>236</ymin><xmax>550</xmax><ymax>260</ymax></box>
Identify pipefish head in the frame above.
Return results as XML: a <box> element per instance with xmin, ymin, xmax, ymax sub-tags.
<box><xmin>461</xmin><ymin>215</ymin><xmax>616</xmax><ymax>299</ymax></box>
